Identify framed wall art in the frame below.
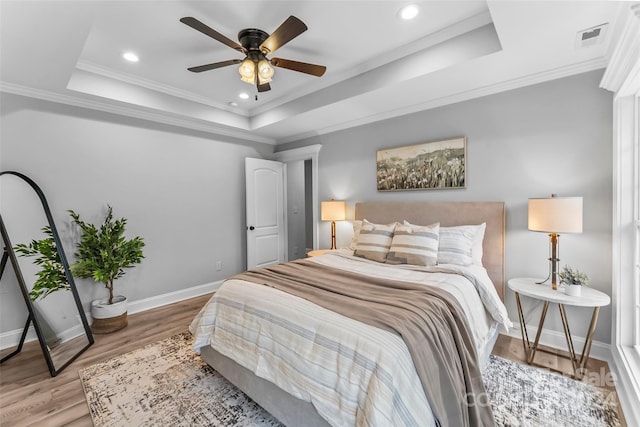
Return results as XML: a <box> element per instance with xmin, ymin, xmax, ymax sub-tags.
<box><xmin>376</xmin><ymin>136</ymin><xmax>466</xmax><ymax>191</ymax></box>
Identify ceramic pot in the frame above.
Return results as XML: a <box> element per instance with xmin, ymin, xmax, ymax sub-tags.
<box><xmin>564</xmin><ymin>284</ymin><xmax>582</xmax><ymax>296</ymax></box>
<box><xmin>91</xmin><ymin>295</ymin><xmax>127</xmax><ymax>318</ymax></box>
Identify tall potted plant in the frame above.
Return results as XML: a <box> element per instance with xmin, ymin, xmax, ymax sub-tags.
<box><xmin>69</xmin><ymin>206</ymin><xmax>144</xmax><ymax>333</ymax></box>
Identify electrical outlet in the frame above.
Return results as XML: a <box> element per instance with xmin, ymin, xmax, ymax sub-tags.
<box><xmin>215</xmin><ymin>261</ymin><xmax>222</xmax><ymax>271</ymax></box>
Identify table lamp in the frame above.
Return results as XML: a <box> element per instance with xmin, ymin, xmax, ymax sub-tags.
<box><xmin>528</xmin><ymin>194</ymin><xmax>583</xmax><ymax>290</ymax></box>
<box><xmin>321</xmin><ymin>199</ymin><xmax>346</xmax><ymax>250</ymax></box>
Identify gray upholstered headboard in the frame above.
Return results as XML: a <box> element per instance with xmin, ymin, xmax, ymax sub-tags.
<box><xmin>354</xmin><ymin>201</ymin><xmax>506</xmax><ymax>301</ymax></box>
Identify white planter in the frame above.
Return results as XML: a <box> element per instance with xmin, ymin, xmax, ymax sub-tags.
<box><xmin>564</xmin><ymin>284</ymin><xmax>582</xmax><ymax>296</ymax></box>
<box><xmin>91</xmin><ymin>295</ymin><xmax>127</xmax><ymax>319</ymax></box>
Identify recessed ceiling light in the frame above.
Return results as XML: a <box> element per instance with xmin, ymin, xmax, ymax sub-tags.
<box><xmin>399</xmin><ymin>4</ymin><xmax>419</xmax><ymax>20</ymax></box>
<box><xmin>238</xmin><ymin>92</ymin><xmax>250</xmax><ymax>100</ymax></box>
<box><xmin>122</xmin><ymin>51</ymin><xmax>139</xmax><ymax>62</ymax></box>
<box><xmin>228</xmin><ymin>101</ymin><xmax>238</xmax><ymax>107</ymax></box>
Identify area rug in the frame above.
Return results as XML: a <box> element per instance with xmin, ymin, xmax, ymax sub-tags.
<box><xmin>484</xmin><ymin>353</ymin><xmax>621</xmax><ymax>427</ymax></box>
<box><xmin>79</xmin><ymin>332</ymin><xmax>621</xmax><ymax>427</ymax></box>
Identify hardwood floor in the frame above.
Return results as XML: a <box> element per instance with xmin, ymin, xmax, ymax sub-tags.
<box><xmin>0</xmin><ymin>294</ymin><xmax>212</xmax><ymax>427</ymax></box>
<box><xmin>0</xmin><ymin>294</ymin><xmax>627</xmax><ymax>426</ymax></box>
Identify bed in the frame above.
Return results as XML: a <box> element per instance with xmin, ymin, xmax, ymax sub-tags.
<box><xmin>190</xmin><ymin>201</ymin><xmax>511</xmax><ymax>427</ymax></box>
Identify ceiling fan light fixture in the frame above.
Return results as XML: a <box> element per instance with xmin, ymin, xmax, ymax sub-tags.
<box><xmin>182</xmin><ymin>15</ymin><xmax>325</xmax><ymax>93</ymax></box>
<box><xmin>239</xmin><ymin>58</ymin><xmax>256</xmax><ymax>84</ymax></box>
<box><xmin>257</xmin><ymin>58</ymin><xmax>274</xmax><ymax>84</ymax></box>
<box><xmin>240</xmin><ymin>75</ymin><xmax>255</xmax><ymax>84</ymax></box>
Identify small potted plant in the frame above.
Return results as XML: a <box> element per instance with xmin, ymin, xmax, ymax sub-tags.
<box><xmin>559</xmin><ymin>265</ymin><xmax>589</xmax><ymax>296</ymax></box>
<box><xmin>69</xmin><ymin>206</ymin><xmax>144</xmax><ymax>334</ymax></box>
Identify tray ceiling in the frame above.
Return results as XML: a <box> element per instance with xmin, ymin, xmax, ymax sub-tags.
<box><xmin>0</xmin><ymin>1</ymin><xmax>624</xmax><ymax>145</ymax></box>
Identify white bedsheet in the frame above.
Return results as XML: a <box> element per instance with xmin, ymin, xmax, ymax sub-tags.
<box><xmin>189</xmin><ymin>252</ymin><xmax>512</xmax><ymax>427</ymax></box>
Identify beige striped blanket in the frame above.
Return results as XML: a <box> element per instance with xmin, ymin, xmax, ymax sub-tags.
<box><xmin>234</xmin><ymin>258</ymin><xmax>494</xmax><ymax>427</ymax></box>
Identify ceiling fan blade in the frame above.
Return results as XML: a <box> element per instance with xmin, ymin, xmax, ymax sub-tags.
<box><xmin>257</xmin><ymin>82</ymin><xmax>271</xmax><ymax>92</ymax></box>
<box><xmin>180</xmin><ymin>17</ymin><xmax>245</xmax><ymax>53</ymax></box>
<box><xmin>187</xmin><ymin>59</ymin><xmax>242</xmax><ymax>73</ymax></box>
<box><xmin>260</xmin><ymin>16</ymin><xmax>307</xmax><ymax>54</ymax></box>
<box><xmin>271</xmin><ymin>58</ymin><xmax>326</xmax><ymax>77</ymax></box>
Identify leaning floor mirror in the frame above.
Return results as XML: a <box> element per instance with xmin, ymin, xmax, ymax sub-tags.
<box><xmin>0</xmin><ymin>171</ymin><xmax>93</xmax><ymax>377</ymax></box>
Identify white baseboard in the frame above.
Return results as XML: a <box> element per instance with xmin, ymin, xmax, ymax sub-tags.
<box><xmin>0</xmin><ymin>325</ymin><xmax>39</xmax><ymax>352</ymax></box>
<box><xmin>504</xmin><ymin>322</ymin><xmax>612</xmax><ymax>364</ymax></box>
<box><xmin>0</xmin><ymin>280</ymin><xmax>222</xmax><ymax>350</ymax></box>
<box><xmin>0</xmin><ymin>323</ymin><xmax>88</xmax><ymax>351</ymax></box>
<box><xmin>609</xmin><ymin>346</ymin><xmax>640</xmax><ymax>424</ymax></box>
<box><xmin>126</xmin><ymin>280</ymin><xmax>222</xmax><ymax>316</ymax></box>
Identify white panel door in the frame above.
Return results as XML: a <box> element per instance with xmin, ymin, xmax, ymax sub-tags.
<box><xmin>245</xmin><ymin>158</ymin><xmax>285</xmax><ymax>269</ymax></box>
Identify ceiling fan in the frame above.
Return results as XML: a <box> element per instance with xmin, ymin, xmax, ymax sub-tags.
<box><xmin>180</xmin><ymin>15</ymin><xmax>327</xmax><ymax>93</ymax></box>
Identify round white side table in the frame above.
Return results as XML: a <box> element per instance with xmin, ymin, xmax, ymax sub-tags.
<box><xmin>508</xmin><ymin>277</ymin><xmax>610</xmax><ymax>379</ymax></box>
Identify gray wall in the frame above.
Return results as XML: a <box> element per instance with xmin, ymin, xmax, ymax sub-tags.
<box><xmin>0</xmin><ymin>93</ymin><xmax>271</xmax><ymax>332</ymax></box>
<box><xmin>305</xmin><ymin>159</ymin><xmax>313</xmax><ymax>251</ymax></box>
<box><xmin>278</xmin><ymin>70</ymin><xmax>614</xmax><ymax>344</ymax></box>
<box><xmin>1</xmin><ymin>70</ymin><xmax>614</xmax><ymax>346</ymax></box>
<box><xmin>286</xmin><ymin>160</ymin><xmax>306</xmax><ymax>260</ymax></box>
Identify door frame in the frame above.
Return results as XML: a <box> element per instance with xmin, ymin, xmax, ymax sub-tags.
<box><xmin>245</xmin><ymin>158</ymin><xmax>285</xmax><ymax>269</ymax></box>
<box><xmin>274</xmin><ymin>144</ymin><xmax>322</xmax><ymax>252</ymax></box>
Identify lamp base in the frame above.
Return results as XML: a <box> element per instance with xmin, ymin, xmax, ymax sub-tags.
<box><xmin>330</xmin><ymin>221</ymin><xmax>337</xmax><ymax>250</ymax></box>
<box><xmin>537</xmin><ymin>233</ymin><xmax>560</xmax><ymax>290</ymax></box>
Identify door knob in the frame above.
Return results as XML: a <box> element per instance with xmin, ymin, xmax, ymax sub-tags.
<box><xmin>248</xmin><ymin>226</ymin><xmax>255</xmax><ymax>231</ymax></box>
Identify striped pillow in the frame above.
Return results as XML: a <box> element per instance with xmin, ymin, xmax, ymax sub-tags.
<box><xmin>437</xmin><ymin>225</ymin><xmax>477</xmax><ymax>265</ymax></box>
<box><xmin>354</xmin><ymin>221</ymin><xmax>396</xmax><ymax>262</ymax></box>
<box><xmin>386</xmin><ymin>222</ymin><xmax>440</xmax><ymax>266</ymax></box>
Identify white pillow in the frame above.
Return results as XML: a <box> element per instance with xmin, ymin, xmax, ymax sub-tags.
<box><xmin>469</xmin><ymin>223</ymin><xmax>486</xmax><ymax>265</ymax></box>
<box><xmin>404</xmin><ymin>221</ymin><xmax>486</xmax><ymax>266</ymax></box>
<box><xmin>437</xmin><ymin>226</ymin><xmax>475</xmax><ymax>265</ymax></box>
<box><xmin>438</xmin><ymin>223</ymin><xmax>486</xmax><ymax>266</ymax></box>
<box><xmin>353</xmin><ymin>220</ymin><xmax>396</xmax><ymax>263</ymax></box>
<box><xmin>387</xmin><ymin>222</ymin><xmax>440</xmax><ymax>266</ymax></box>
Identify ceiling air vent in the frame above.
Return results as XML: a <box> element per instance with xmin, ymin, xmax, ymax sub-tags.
<box><xmin>575</xmin><ymin>23</ymin><xmax>608</xmax><ymax>49</ymax></box>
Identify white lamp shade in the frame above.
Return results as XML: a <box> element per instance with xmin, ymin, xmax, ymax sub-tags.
<box><xmin>528</xmin><ymin>196</ymin><xmax>583</xmax><ymax>233</ymax></box>
<box><xmin>321</xmin><ymin>200</ymin><xmax>346</xmax><ymax>221</ymax></box>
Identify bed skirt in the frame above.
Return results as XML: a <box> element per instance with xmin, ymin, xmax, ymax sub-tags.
<box><xmin>200</xmin><ymin>346</ymin><xmax>331</xmax><ymax>427</ymax></box>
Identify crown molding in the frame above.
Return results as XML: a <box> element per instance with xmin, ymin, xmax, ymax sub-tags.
<box><xmin>250</xmin><ymin>9</ymin><xmax>495</xmax><ymax>117</ymax></box>
<box><xmin>601</xmin><ymin>2</ymin><xmax>640</xmax><ymax>95</ymax></box>
<box><xmin>279</xmin><ymin>57</ymin><xmax>608</xmax><ymax>144</ymax></box>
<box><xmin>2</xmin><ymin>53</ymin><xmax>608</xmax><ymax>147</ymax></box>
<box><xmin>273</xmin><ymin>144</ymin><xmax>322</xmax><ymax>161</ymax></box>
<box><xmin>75</xmin><ymin>60</ymin><xmax>248</xmax><ymax>116</ymax></box>
<box><xmin>0</xmin><ymin>82</ymin><xmax>276</xmax><ymax>145</ymax></box>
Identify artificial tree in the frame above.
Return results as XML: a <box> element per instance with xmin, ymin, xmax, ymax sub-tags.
<box><xmin>69</xmin><ymin>206</ymin><xmax>145</xmax><ymax>304</ymax></box>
